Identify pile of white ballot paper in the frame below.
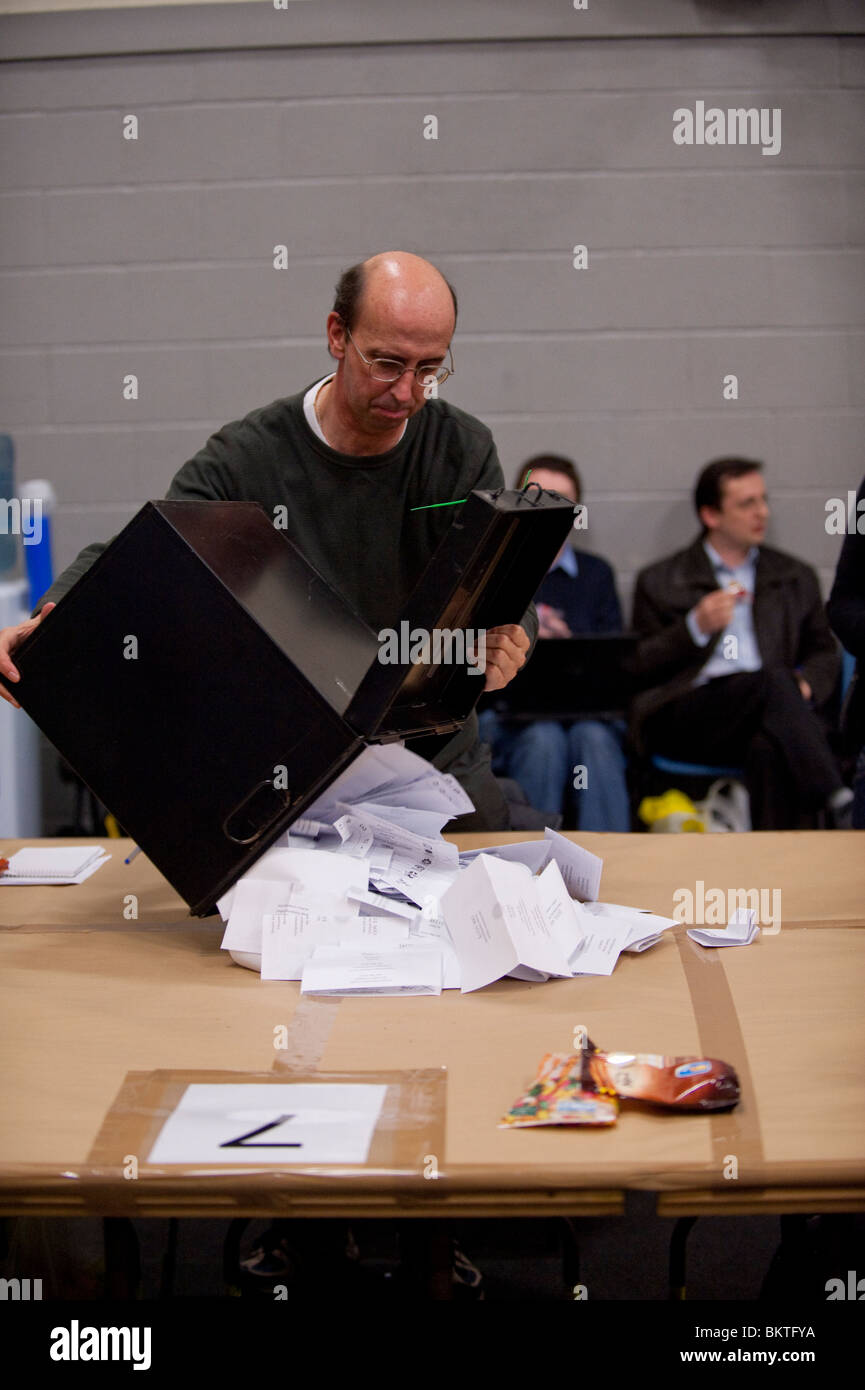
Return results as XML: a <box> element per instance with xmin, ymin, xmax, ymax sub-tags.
<box><xmin>217</xmin><ymin>744</ymin><xmax>677</xmax><ymax>995</ymax></box>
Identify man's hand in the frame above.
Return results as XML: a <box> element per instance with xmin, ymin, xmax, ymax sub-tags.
<box><xmin>483</xmin><ymin>623</ymin><xmax>530</xmax><ymax>692</ymax></box>
<box><xmin>797</xmin><ymin>675</ymin><xmax>812</xmax><ymax>702</ymax></box>
<box><xmin>0</xmin><ymin>603</ymin><xmax>55</xmax><ymax>708</ymax></box>
<box><xmin>693</xmin><ymin>589</ymin><xmax>736</xmax><ymax>636</ymax></box>
<box><xmin>536</xmin><ymin>602</ymin><xmax>572</xmax><ymax>639</ymax></box>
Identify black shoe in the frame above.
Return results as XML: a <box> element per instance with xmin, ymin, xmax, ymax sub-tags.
<box><xmin>238</xmin><ymin>1227</ymin><xmax>303</xmax><ymax>1296</ymax></box>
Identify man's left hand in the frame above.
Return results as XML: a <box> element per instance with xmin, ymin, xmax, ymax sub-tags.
<box><xmin>797</xmin><ymin>676</ymin><xmax>812</xmax><ymax>702</ymax></box>
<box><xmin>483</xmin><ymin>623</ymin><xmax>530</xmax><ymax>692</ymax></box>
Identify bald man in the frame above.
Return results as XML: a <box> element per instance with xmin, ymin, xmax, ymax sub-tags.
<box><xmin>0</xmin><ymin>252</ymin><xmax>536</xmax><ymax>829</ymax></box>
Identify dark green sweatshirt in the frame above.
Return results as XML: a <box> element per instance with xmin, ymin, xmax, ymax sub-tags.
<box><xmin>37</xmin><ymin>387</ymin><xmax>538</xmax><ymax>826</ymax></box>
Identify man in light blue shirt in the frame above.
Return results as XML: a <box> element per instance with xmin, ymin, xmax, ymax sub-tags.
<box><xmin>632</xmin><ymin>458</ymin><xmax>851</xmax><ymax>829</ymax></box>
<box><xmin>685</xmin><ymin>543</ymin><xmax>761</xmax><ymax>684</ymax></box>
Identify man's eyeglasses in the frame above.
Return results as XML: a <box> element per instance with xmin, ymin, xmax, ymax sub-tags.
<box><xmin>345</xmin><ymin>327</ymin><xmax>454</xmax><ymax>387</ymax></box>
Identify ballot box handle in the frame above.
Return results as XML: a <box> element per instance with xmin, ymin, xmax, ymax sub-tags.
<box><xmin>514</xmin><ymin>481</ymin><xmax>543</xmax><ymax>504</ymax></box>
<box><xmin>222</xmin><ymin>778</ymin><xmax>293</xmax><ymax>846</ymax></box>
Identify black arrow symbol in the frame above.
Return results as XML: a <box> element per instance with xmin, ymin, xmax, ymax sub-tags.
<box><xmin>220</xmin><ymin>1113</ymin><xmax>302</xmax><ymax>1148</ymax></box>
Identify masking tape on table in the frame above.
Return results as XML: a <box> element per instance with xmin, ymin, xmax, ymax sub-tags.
<box><xmin>674</xmin><ymin>928</ymin><xmax>766</xmax><ymax>1188</ymax></box>
<box><xmin>271</xmin><ymin>995</ymin><xmax>343</xmax><ymax>1073</ymax></box>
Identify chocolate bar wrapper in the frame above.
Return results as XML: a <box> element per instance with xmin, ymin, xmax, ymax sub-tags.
<box><xmin>590</xmin><ymin>1050</ymin><xmax>740</xmax><ymax>1111</ymax></box>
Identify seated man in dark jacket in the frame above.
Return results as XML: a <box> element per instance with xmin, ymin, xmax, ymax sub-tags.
<box><xmin>631</xmin><ymin>457</ymin><xmax>851</xmax><ymax>829</ymax></box>
<box><xmin>479</xmin><ymin>455</ymin><xmax>630</xmax><ymax>830</ymax></box>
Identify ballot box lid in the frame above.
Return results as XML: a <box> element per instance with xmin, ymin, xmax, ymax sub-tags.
<box><xmin>347</xmin><ymin>485</ymin><xmax>576</xmax><ymax>740</ymax></box>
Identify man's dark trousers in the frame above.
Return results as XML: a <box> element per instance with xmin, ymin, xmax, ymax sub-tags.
<box><xmin>645</xmin><ymin>669</ymin><xmax>841</xmax><ymax>829</ymax></box>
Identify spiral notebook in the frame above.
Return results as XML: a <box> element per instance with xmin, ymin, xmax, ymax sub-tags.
<box><xmin>0</xmin><ymin>846</ymin><xmax>111</xmax><ymax>886</ymax></box>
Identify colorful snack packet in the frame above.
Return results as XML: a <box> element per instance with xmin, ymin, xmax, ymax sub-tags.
<box><xmin>499</xmin><ymin>1050</ymin><xmax>619</xmax><ymax>1127</ymax></box>
<box><xmin>501</xmin><ymin>1044</ymin><xmax>740</xmax><ymax>1128</ymax></box>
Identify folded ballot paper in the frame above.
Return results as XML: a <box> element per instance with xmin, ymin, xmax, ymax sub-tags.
<box><xmin>217</xmin><ymin>744</ymin><xmax>676</xmax><ymax>995</ymax></box>
<box><xmin>686</xmin><ymin>907</ymin><xmax>759</xmax><ymax>948</ymax></box>
<box><xmin>440</xmin><ymin>842</ymin><xmax>676</xmax><ymax>991</ymax></box>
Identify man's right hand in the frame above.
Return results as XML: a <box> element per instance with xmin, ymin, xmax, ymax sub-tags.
<box><xmin>693</xmin><ymin>589</ymin><xmax>736</xmax><ymax>637</ymax></box>
<box><xmin>0</xmin><ymin>602</ymin><xmax>55</xmax><ymax>708</ymax></box>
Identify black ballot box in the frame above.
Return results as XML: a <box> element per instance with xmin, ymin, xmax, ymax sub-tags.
<box><xmin>4</xmin><ymin>488</ymin><xmax>574</xmax><ymax>914</ymax></box>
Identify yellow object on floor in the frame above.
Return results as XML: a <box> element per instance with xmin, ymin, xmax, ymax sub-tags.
<box><xmin>638</xmin><ymin>789</ymin><xmax>705</xmax><ymax>833</ymax></box>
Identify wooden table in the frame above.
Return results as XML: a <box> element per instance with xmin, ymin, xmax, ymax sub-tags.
<box><xmin>1</xmin><ymin>832</ymin><xmax>863</xmax><ymax>1220</ymax></box>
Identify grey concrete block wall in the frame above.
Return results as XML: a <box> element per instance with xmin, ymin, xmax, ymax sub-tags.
<box><xmin>1</xmin><ymin>5</ymin><xmax>863</xmax><ymax>631</ymax></box>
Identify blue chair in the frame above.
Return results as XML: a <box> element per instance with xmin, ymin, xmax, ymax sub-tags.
<box><xmin>650</xmin><ymin>753</ymin><xmax>743</xmax><ymax>779</ymax></box>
